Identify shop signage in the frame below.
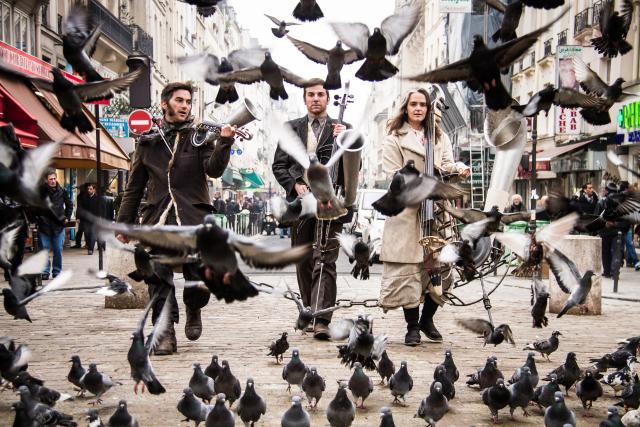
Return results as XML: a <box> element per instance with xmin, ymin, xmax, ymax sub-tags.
<box><xmin>616</xmin><ymin>100</ymin><xmax>640</xmax><ymax>144</ymax></box>
<box><xmin>440</xmin><ymin>0</ymin><xmax>472</xmax><ymax>13</ymax></box>
<box><xmin>100</xmin><ymin>117</ymin><xmax>129</xmax><ymax>138</ymax></box>
<box><xmin>556</xmin><ymin>46</ymin><xmax>583</xmax><ymax>135</ymax></box>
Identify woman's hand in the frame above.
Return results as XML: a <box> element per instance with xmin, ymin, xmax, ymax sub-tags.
<box><xmin>457</xmin><ymin>166</ymin><xmax>471</xmax><ymax>178</ymax></box>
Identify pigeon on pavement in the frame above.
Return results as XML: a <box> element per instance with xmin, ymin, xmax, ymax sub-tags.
<box><xmin>205</xmin><ymin>394</ymin><xmax>234</xmax><ymax>427</ymax></box>
<box><xmin>601</xmin><ymin>356</ymin><xmax>638</xmax><ymax>396</ymax></box>
<box><xmin>415</xmin><ymin>381</ymin><xmax>449</xmax><ymax>426</ymax></box>
<box><xmin>482</xmin><ymin>378</ymin><xmax>511</xmax><ymax>423</ymax></box>
<box><xmin>79</xmin><ymin>363</ymin><xmax>121</xmax><ymax>405</ymax></box>
<box><xmin>17</xmin><ymin>386</ymin><xmax>76</xmax><ymax>427</ymax></box>
<box><xmin>376</xmin><ymin>350</ymin><xmax>395</xmax><ymax>385</ymax></box>
<box><xmin>267</xmin><ymin>332</ymin><xmax>290</xmax><ymax>364</ymax></box>
<box><xmin>326</xmin><ymin>382</ymin><xmax>355</xmax><ymax>427</ymax></box>
<box><xmin>614</xmin><ymin>378</ymin><xmax>640</xmax><ymax>410</ymax></box>
<box><xmin>533</xmin><ymin>373</ymin><xmax>560</xmax><ymax>410</ymax></box>
<box><xmin>265</xmin><ymin>14</ymin><xmax>299</xmax><ymax>38</ymax></box>
<box><xmin>543</xmin><ymin>352</ymin><xmax>581</xmax><ymax>396</ymax></box>
<box><xmin>283</xmin><ymin>349</ymin><xmax>307</xmax><ymax>393</ymax></box>
<box><xmin>600</xmin><ymin>406</ymin><xmax>625</xmax><ymax>427</ymax></box>
<box><xmin>511</xmin><ymin>352</ymin><xmax>540</xmax><ymax>389</ymax></box>
<box><xmin>205</xmin><ymin>355</ymin><xmax>222</xmax><ymax>381</ymax></box>
<box><xmin>372</xmin><ymin>160</ymin><xmax>465</xmax><ymax>217</ymax></box>
<box><xmin>379</xmin><ymin>406</ymin><xmax>396</xmax><ymax>426</ymax></box>
<box><xmin>508</xmin><ymin>366</ymin><xmax>535</xmax><ymax>418</ymax></box>
<box><xmin>302</xmin><ymin>367</ymin><xmax>326</xmax><ymax>409</ymax></box>
<box><xmin>108</xmin><ymin>400</ymin><xmax>138</xmax><ymax>427</ymax></box>
<box><xmin>330</xmin><ymin>3</ymin><xmax>421</xmax><ymax>81</ymax></box>
<box><xmin>348</xmin><ymin>362</ymin><xmax>374</xmax><ymax>409</ymax></box>
<box><xmin>86</xmin><ymin>409</ymin><xmax>104</xmax><ymax>427</ymax></box>
<box><xmin>591</xmin><ymin>0</ymin><xmax>634</xmax><ymax>57</ymax></box>
<box><xmin>236</xmin><ymin>378</ymin><xmax>267</xmax><ymax>426</ymax></box>
<box><xmin>287</xmin><ymin>37</ymin><xmax>360</xmax><ymax>89</ymax></box>
<box><xmin>432</xmin><ymin>364</ymin><xmax>455</xmax><ymax>400</ymax></box>
<box><xmin>442</xmin><ymin>350</ymin><xmax>460</xmax><ymax>384</ymax></box>
<box><xmin>576</xmin><ymin>369</ymin><xmax>603</xmax><ymax>416</ymax></box>
<box><xmin>67</xmin><ymin>355</ymin><xmax>86</xmax><ymax>396</ymax></box>
<box><xmin>389</xmin><ymin>361</ymin><xmax>413</xmax><ymax>405</ymax></box>
<box><xmin>292</xmin><ymin>0</ymin><xmax>324</xmax><ymax>21</ymax></box>
<box><xmin>524</xmin><ymin>330</ymin><xmax>562</xmax><ymax>361</ymax></box>
<box><xmin>466</xmin><ymin>356</ymin><xmax>504</xmax><ymax>390</ymax></box>
<box><xmin>127</xmin><ymin>292</ymin><xmax>171</xmax><ymax>395</ymax></box>
<box><xmin>404</xmin><ymin>8</ymin><xmax>569</xmax><ymax>110</ymax></box>
<box><xmin>281</xmin><ymin>395</ymin><xmax>311</xmax><ymax>427</ymax></box>
<box><xmin>544</xmin><ymin>391</ymin><xmax>576</xmax><ymax>427</ymax></box>
<box><xmin>456</xmin><ymin>318</ymin><xmax>515</xmax><ymax>347</ymax></box>
<box><xmin>190</xmin><ymin>363</ymin><xmax>215</xmax><ymax>404</ymax></box>
<box><xmin>177</xmin><ymin>387</ymin><xmax>210</xmax><ymax>427</ymax></box>
<box><xmin>213</xmin><ymin>360</ymin><xmax>241</xmax><ymax>406</ymax></box>
<box><xmin>62</xmin><ymin>5</ymin><xmax>103</xmax><ymax>82</ymax></box>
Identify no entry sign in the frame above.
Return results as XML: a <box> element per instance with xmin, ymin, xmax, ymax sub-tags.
<box><xmin>127</xmin><ymin>109</ymin><xmax>153</xmax><ymax>134</ymax></box>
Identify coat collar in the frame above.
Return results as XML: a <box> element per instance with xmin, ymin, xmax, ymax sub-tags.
<box><xmin>396</xmin><ymin>122</ymin><xmax>426</xmax><ymax>157</ymax></box>
<box><xmin>293</xmin><ymin>115</ymin><xmax>335</xmax><ymax>151</ymax></box>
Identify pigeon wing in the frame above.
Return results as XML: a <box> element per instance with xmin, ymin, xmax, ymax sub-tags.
<box><xmin>457</xmin><ymin>318</ymin><xmax>493</xmax><ymax>335</ymax></box>
<box><xmin>280</xmin><ymin>67</ymin><xmax>308</xmax><ymax>87</ymax></box>
<box><xmin>620</xmin><ymin>0</ymin><xmax>634</xmax><ymax>33</ymax></box>
<box><xmin>404</xmin><ymin>57</ymin><xmax>474</xmax><ymax>83</ymax></box>
<box><xmin>337</xmin><ymin>232</ymin><xmax>357</xmax><ymax>258</ymax></box>
<box><xmin>176</xmin><ymin>54</ymin><xmax>221</xmax><ymax>82</ymax></box>
<box><xmin>443</xmin><ymin>204</ymin><xmax>487</xmax><ymax>224</ymax></box>
<box><xmin>0</xmin><ymin>222</ymin><xmax>21</xmax><ymax>263</ymax></box>
<box><xmin>493</xmin><ymin>232</ymin><xmax>531</xmax><ymax>260</ymax></box>
<box><xmin>74</xmin><ymin>68</ymin><xmax>144</xmax><ymax>102</ymax></box>
<box><xmin>547</xmin><ymin>249</ymin><xmax>581</xmax><ymax>294</ymax></box>
<box><xmin>17</xmin><ymin>250</ymin><xmax>49</xmax><ymax>276</ymax></box>
<box><xmin>19</xmin><ymin>270</ymin><xmax>73</xmax><ymax>305</ymax></box>
<box><xmin>20</xmin><ymin>142</ymin><xmax>60</xmax><ymax>198</ymax></box>
<box><xmin>329</xmin><ymin>318</ymin><xmax>355</xmax><ymax>340</ymax></box>
<box><xmin>499</xmin><ymin>324</ymin><xmax>516</xmax><ymax>345</ymax></box>
<box><xmin>264</xmin><ymin>14</ymin><xmax>282</xmax><ymax>26</ymax></box>
<box><xmin>461</xmin><ymin>217</ymin><xmax>493</xmax><ymax>242</ymax></box>
<box><xmin>228</xmin><ymin>48</ymin><xmax>269</xmax><ymax>70</ymax></box>
<box><xmin>501</xmin><ymin>211</ymin><xmax>531</xmax><ymax>224</ymax></box>
<box><xmin>269</xmin><ymin>112</ymin><xmax>310</xmax><ymax>169</ymax></box>
<box><xmin>285</xmin><ymin>283</ymin><xmax>304</xmax><ymax>313</ymax></box>
<box><xmin>400</xmin><ymin>175</ymin><xmax>465</xmax><ymax>206</ymax></box>
<box><xmin>286</xmin><ymin>36</ymin><xmax>330</xmax><ymax>64</ymax></box>
<box><xmin>536</xmin><ymin>212</ymin><xmax>578</xmax><ymax>249</ymax></box>
<box><xmin>312</xmin><ymin>306</ymin><xmax>343</xmax><ymax>317</ymax></box>
<box><xmin>572</xmin><ymin>57</ymin><xmax>608</xmax><ymax>96</ymax></box>
<box><xmin>380</xmin><ymin>3</ymin><xmax>422</xmax><ymax>55</ymax></box>
<box><xmin>145</xmin><ymin>292</ymin><xmax>173</xmax><ymax>354</ymax></box>
<box><xmin>0</xmin><ymin>62</ymin><xmax>54</xmax><ymax>92</ymax></box>
<box><xmin>329</xmin><ymin>22</ymin><xmax>370</xmax><ymax>58</ymax></box>
<box><xmin>553</xmin><ymin>88</ymin><xmax>607</xmax><ymax>109</ymax></box>
<box><xmin>218</xmin><ymin>67</ymin><xmax>263</xmax><ymax>84</ymax></box>
<box><xmin>227</xmin><ymin>233</ymin><xmax>312</xmax><ymax>269</ymax></box>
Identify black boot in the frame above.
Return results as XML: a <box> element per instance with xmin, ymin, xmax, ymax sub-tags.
<box><xmin>403</xmin><ymin>307</ymin><xmax>421</xmax><ymax>346</ymax></box>
<box><xmin>420</xmin><ymin>297</ymin><xmax>443</xmax><ymax>342</ymax></box>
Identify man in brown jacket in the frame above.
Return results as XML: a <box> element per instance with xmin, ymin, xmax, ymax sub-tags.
<box><xmin>116</xmin><ymin>82</ymin><xmax>236</xmax><ymax>354</ymax></box>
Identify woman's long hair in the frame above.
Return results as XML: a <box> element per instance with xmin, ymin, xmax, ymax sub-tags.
<box><xmin>386</xmin><ymin>88</ymin><xmax>442</xmax><ymax>140</ymax></box>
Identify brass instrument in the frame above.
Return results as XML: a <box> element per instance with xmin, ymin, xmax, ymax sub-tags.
<box><xmin>191</xmin><ymin>98</ymin><xmax>261</xmax><ymax>147</ymax></box>
<box><xmin>336</xmin><ymin>129</ymin><xmax>367</xmax><ymax>207</ymax></box>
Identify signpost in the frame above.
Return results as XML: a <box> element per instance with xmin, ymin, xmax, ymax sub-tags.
<box><xmin>127</xmin><ymin>109</ymin><xmax>153</xmax><ymax>134</ymax></box>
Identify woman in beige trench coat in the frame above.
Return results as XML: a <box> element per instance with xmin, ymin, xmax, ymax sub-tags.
<box><xmin>379</xmin><ymin>88</ymin><xmax>470</xmax><ymax>346</ymax></box>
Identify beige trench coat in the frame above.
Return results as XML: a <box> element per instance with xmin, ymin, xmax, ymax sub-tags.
<box><xmin>379</xmin><ymin>122</ymin><xmax>459</xmax><ymax>310</ymax></box>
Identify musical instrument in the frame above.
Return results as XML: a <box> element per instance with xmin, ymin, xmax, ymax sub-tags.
<box><xmin>331</xmin><ymin>81</ymin><xmax>367</xmax><ymax>207</ymax></box>
<box><xmin>191</xmin><ymin>98</ymin><xmax>262</xmax><ymax>147</ymax></box>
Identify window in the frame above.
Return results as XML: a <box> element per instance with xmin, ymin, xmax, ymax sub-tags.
<box><xmin>41</xmin><ymin>3</ymin><xmax>49</xmax><ymax>27</ymax></box>
<box><xmin>14</xmin><ymin>9</ymin><xmax>31</xmax><ymax>53</ymax></box>
<box><xmin>0</xmin><ymin>1</ymin><xmax>10</xmax><ymax>44</ymax></box>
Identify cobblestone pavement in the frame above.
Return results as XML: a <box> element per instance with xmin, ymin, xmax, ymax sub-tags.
<box><xmin>1</xmin><ymin>238</ymin><xmax>638</xmax><ymax>426</ymax></box>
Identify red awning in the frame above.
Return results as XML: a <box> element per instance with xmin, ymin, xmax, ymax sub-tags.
<box><xmin>0</xmin><ymin>82</ymin><xmax>39</xmax><ymax>148</ymax></box>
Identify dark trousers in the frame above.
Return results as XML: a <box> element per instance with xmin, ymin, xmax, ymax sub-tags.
<box><xmin>75</xmin><ymin>221</ymin><xmax>85</xmax><ymax>246</ymax></box>
<box><xmin>601</xmin><ymin>233</ymin><xmax>623</xmax><ymax>277</ymax></box>
<box><xmin>292</xmin><ymin>218</ymin><xmax>342</xmax><ymax>323</ymax></box>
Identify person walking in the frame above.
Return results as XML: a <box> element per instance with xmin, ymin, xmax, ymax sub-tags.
<box><xmin>73</xmin><ymin>183</ymin><xmax>89</xmax><ymax>248</ymax></box>
<box><xmin>38</xmin><ymin>171</ymin><xmax>73</xmax><ymax>280</ymax></box>
<box><xmin>83</xmin><ymin>184</ymin><xmax>101</xmax><ymax>255</ymax></box>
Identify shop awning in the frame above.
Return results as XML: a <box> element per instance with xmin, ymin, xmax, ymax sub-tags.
<box><xmin>239</xmin><ymin>168</ymin><xmax>265</xmax><ymax>189</ymax></box>
<box><xmin>535</xmin><ymin>140</ymin><xmax>592</xmax><ymax>161</ymax></box>
<box><xmin>0</xmin><ymin>84</ymin><xmax>39</xmax><ymax>147</ymax></box>
<box><xmin>221</xmin><ymin>167</ymin><xmax>244</xmax><ymax>187</ymax></box>
<box><xmin>0</xmin><ymin>75</ymin><xmax>130</xmax><ymax>169</ymax></box>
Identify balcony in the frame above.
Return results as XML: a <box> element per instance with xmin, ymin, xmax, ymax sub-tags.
<box><xmin>131</xmin><ymin>24</ymin><xmax>153</xmax><ymax>59</ymax></box>
<box><xmin>574</xmin><ymin>8</ymin><xmax>593</xmax><ymax>40</ymax></box>
<box><xmin>524</xmin><ymin>51</ymin><xmax>536</xmax><ymax>75</ymax></box>
<box><xmin>558</xmin><ymin>29</ymin><xmax>568</xmax><ymax>46</ymax></box>
<box><xmin>592</xmin><ymin>0</ymin><xmax>603</xmax><ymax>27</ymax></box>
<box><xmin>543</xmin><ymin>39</ymin><xmax>553</xmax><ymax>57</ymax></box>
<box><xmin>88</xmin><ymin>0</ymin><xmax>133</xmax><ymax>53</ymax></box>
<box><xmin>539</xmin><ymin>38</ymin><xmax>554</xmax><ymax>67</ymax></box>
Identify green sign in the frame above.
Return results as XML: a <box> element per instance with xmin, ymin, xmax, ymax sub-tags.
<box><xmin>618</xmin><ymin>100</ymin><xmax>640</xmax><ymax>130</ymax></box>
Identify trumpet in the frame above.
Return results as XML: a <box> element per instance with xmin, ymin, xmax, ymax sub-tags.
<box><xmin>191</xmin><ymin>98</ymin><xmax>262</xmax><ymax>147</ymax></box>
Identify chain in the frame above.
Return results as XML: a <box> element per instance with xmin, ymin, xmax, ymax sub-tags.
<box><xmin>252</xmin><ymin>282</ymin><xmax>379</xmax><ymax>308</ymax></box>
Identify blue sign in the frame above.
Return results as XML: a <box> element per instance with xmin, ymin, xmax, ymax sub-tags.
<box><xmin>100</xmin><ymin>118</ymin><xmax>129</xmax><ymax>138</ymax></box>
<box><xmin>230</xmin><ymin>149</ymin><xmax>243</xmax><ymax>155</ymax></box>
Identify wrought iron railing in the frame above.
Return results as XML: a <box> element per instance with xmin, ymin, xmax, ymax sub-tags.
<box><xmin>558</xmin><ymin>29</ymin><xmax>568</xmax><ymax>46</ymax></box>
<box><xmin>592</xmin><ymin>0</ymin><xmax>603</xmax><ymax>27</ymax></box>
<box><xmin>543</xmin><ymin>39</ymin><xmax>553</xmax><ymax>57</ymax></box>
<box><xmin>131</xmin><ymin>24</ymin><xmax>153</xmax><ymax>58</ymax></box>
<box><xmin>88</xmin><ymin>0</ymin><xmax>133</xmax><ymax>53</ymax></box>
<box><xmin>574</xmin><ymin>8</ymin><xmax>591</xmax><ymax>35</ymax></box>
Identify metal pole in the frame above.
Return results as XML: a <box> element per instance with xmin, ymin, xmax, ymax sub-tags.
<box><xmin>530</xmin><ymin>115</ymin><xmax>538</xmax><ymax>213</ymax></box>
<box><xmin>95</xmin><ymin>104</ymin><xmax>104</xmax><ymax>270</ymax></box>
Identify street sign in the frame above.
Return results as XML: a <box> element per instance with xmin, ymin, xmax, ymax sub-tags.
<box><xmin>100</xmin><ymin>117</ymin><xmax>129</xmax><ymax>138</ymax></box>
<box><xmin>127</xmin><ymin>109</ymin><xmax>153</xmax><ymax>134</ymax></box>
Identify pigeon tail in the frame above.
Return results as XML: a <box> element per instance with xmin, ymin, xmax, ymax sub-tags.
<box><xmin>128</xmin><ymin>270</ymin><xmax>146</xmax><ymax>282</ymax></box>
<box><xmin>271</xmin><ymin>28</ymin><xmax>287</xmax><ymax>38</ymax></box>
<box><xmin>591</xmin><ymin>36</ymin><xmax>632</xmax><ymax>58</ymax></box>
<box><xmin>197</xmin><ymin>6</ymin><xmax>217</xmax><ymax>17</ymax></box>
<box><xmin>292</xmin><ymin>2</ymin><xmax>324</xmax><ymax>21</ymax></box>
<box><xmin>215</xmin><ymin>86</ymin><xmax>239</xmax><ymax>104</ymax></box>
<box><xmin>269</xmin><ymin>85</ymin><xmax>289</xmax><ymax>100</ymax></box>
<box><xmin>580</xmin><ymin>108</ymin><xmax>611</xmax><ymax>125</ymax></box>
<box><xmin>145</xmin><ymin>375</ymin><xmax>166</xmax><ymax>395</ymax></box>
<box><xmin>356</xmin><ymin>58</ymin><xmax>398</xmax><ymax>82</ymax></box>
<box><xmin>556</xmin><ymin>301</ymin><xmax>573</xmax><ymax>318</ymax></box>
<box><xmin>61</xmin><ymin>112</ymin><xmax>93</xmax><ymax>133</ymax></box>
<box><xmin>484</xmin><ymin>83</ymin><xmax>513</xmax><ymax>110</ymax></box>
<box><xmin>324</xmin><ymin>72</ymin><xmax>342</xmax><ymax>90</ymax></box>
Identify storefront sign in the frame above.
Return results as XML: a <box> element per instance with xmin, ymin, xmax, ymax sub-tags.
<box><xmin>100</xmin><ymin>117</ymin><xmax>129</xmax><ymax>138</ymax></box>
<box><xmin>616</xmin><ymin>100</ymin><xmax>640</xmax><ymax>144</ymax></box>
<box><xmin>440</xmin><ymin>0</ymin><xmax>472</xmax><ymax>13</ymax></box>
<box><xmin>556</xmin><ymin>46</ymin><xmax>583</xmax><ymax>135</ymax></box>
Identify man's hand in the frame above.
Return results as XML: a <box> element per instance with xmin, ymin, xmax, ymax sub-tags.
<box><xmin>457</xmin><ymin>167</ymin><xmax>471</xmax><ymax>178</ymax></box>
<box><xmin>294</xmin><ymin>183</ymin><xmax>309</xmax><ymax>196</ymax></box>
<box><xmin>116</xmin><ymin>234</ymin><xmax>130</xmax><ymax>244</ymax></box>
<box><xmin>220</xmin><ymin>124</ymin><xmax>237</xmax><ymax>139</ymax></box>
<box><xmin>332</xmin><ymin>123</ymin><xmax>347</xmax><ymax>138</ymax></box>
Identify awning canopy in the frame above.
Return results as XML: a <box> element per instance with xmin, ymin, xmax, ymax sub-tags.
<box><xmin>0</xmin><ymin>84</ymin><xmax>39</xmax><ymax>148</ymax></box>
<box><xmin>534</xmin><ymin>140</ymin><xmax>592</xmax><ymax>161</ymax></box>
<box><xmin>239</xmin><ymin>168</ymin><xmax>265</xmax><ymax>189</ymax></box>
<box><xmin>0</xmin><ymin>75</ymin><xmax>130</xmax><ymax>169</ymax></box>
<box><xmin>221</xmin><ymin>167</ymin><xmax>244</xmax><ymax>187</ymax></box>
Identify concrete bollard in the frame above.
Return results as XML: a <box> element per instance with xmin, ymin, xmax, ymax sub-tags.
<box><xmin>103</xmin><ymin>245</ymin><xmax>149</xmax><ymax>309</ymax></box>
<box><xmin>549</xmin><ymin>235</ymin><xmax>602</xmax><ymax>316</ymax></box>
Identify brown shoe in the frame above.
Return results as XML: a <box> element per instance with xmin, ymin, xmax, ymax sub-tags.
<box><xmin>154</xmin><ymin>323</ymin><xmax>177</xmax><ymax>355</ymax></box>
<box><xmin>185</xmin><ymin>307</ymin><xmax>202</xmax><ymax>341</ymax></box>
<box><xmin>313</xmin><ymin>322</ymin><xmax>330</xmax><ymax>340</ymax></box>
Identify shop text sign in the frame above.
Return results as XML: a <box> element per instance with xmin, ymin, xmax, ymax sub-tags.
<box><xmin>440</xmin><ymin>0</ymin><xmax>472</xmax><ymax>13</ymax></box>
<box><xmin>616</xmin><ymin>100</ymin><xmax>640</xmax><ymax>144</ymax></box>
<box><xmin>556</xmin><ymin>107</ymin><xmax>579</xmax><ymax>134</ymax></box>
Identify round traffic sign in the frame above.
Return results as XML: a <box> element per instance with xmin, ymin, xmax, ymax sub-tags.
<box><xmin>127</xmin><ymin>109</ymin><xmax>153</xmax><ymax>134</ymax></box>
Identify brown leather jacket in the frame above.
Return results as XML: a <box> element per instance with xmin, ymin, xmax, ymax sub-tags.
<box><xmin>117</xmin><ymin>118</ymin><xmax>232</xmax><ymax>226</ymax></box>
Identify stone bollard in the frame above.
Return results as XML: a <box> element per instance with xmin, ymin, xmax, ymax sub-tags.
<box><xmin>549</xmin><ymin>235</ymin><xmax>602</xmax><ymax>316</ymax></box>
<box><xmin>104</xmin><ymin>245</ymin><xmax>149</xmax><ymax>309</ymax></box>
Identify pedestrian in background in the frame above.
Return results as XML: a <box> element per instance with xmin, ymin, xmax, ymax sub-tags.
<box><xmin>505</xmin><ymin>194</ymin><xmax>524</xmax><ymax>213</ymax></box>
<box><xmin>226</xmin><ymin>197</ymin><xmax>240</xmax><ymax>231</ymax></box>
<box><xmin>596</xmin><ymin>182</ymin><xmax>629</xmax><ymax>278</ymax></box>
<box><xmin>577</xmin><ymin>182</ymin><xmax>599</xmax><ymax>214</ymax></box>
<box><xmin>38</xmin><ymin>171</ymin><xmax>73</xmax><ymax>280</ymax></box>
<box><xmin>212</xmin><ymin>191</ymin><xmax>226</xmax><ymax>214</ymax></box>
<box><xmin>83</xmin><ymin>184</ymin><xmax>100</xmax><ymax>255</ymax></box>
<box><xmin>619</xmin><ymin>181</ymin><xmax>640</xmax><ymax>270</ymax></box>
<box><xmin>73</xmin><ymin>183</ymin><xmax>89</xmax><ymax>248</ymax></box>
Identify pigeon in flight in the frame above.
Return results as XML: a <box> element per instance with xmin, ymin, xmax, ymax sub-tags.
<box><xmin>176</xmin><ymin>48</ymin><xmax>267</xmax><ymax>104</ymax></box>
<box><xmin>438</xmin><ymin>217</ymin><xmax>493</xmax><ymax>281</ymax></box>
<box><xmin>405</xmin><ymin>7</ymin><xmax>569</xmax><ymax>110</ymax></box>
<box><xmin>456</xmin><ymin>318</ymin><xmax>516</xmax><ymax>347</ymax></box>
<box><xmin>0</xmin><ymin>63</ymin><xmax>143</xmax><ymax>133</ymax></box>
<box><xmin>292</xmin><ymin>0</ymin><xmax>324</xmax><ymax>22</ymax></box>
<box><xmin>287</xmin><ymin>37</ymin><xmax>360</xmax><ymax>89</ymax></box>
<box><xmin>62</xmin><ymin>5</ymin><xmax>103</xmax><ymax>82</ymax></box>
<box><xmin>591</xmin><ymin>0</ymin><xmax>635</xmax><ymax>57</ymax></box>
<box><xmin>270</xmin><ymin>193</ymin><xmax>317</xmax><ymax>227</ymax></box>
<box><xmin>546</xmin><ymin>249</ymin><xmax>596</xmax><ymax>317</ymax></box>
<box><xmin>486</xmin><ymin>0</ymin><xmax>565</xmax><ymax>43</ymax></box>
<box><xmin>337</xmin><ymin>232</ymin><xmax>375</xmax><ymax>280</ymax></box>
<box><xmin>512</xmin><ymin>84</ymin><xmax>606</xmax><ymax>117</ymax></box>
<box><xmin>177</xmin><ymin>0</ymin><xmax>223</xmax><ymax>17</ymax></box>
<box><xmin>285</xmin><ymin>283</ymin><xmax>342</xmax><ymax>332</ymax></box>
<box><xmin>330</xmin><ymin>3</ymin><xmax>421</xmax><ymax>81</ymax></box>
<box><xmin>531</xmin><ymin>277</ymin><xmax>550</xmax><ymax>328</ymax></box>
<box><xmin>265</xmin><ymin>14</ymin><xmax>299</xmax><ymax>38</ymax></box>
<box><xmin>573</xmin><ymin>56</ymin><xmax>637</xmax><ymax>125</ymax></box>
<box><xmin>219</xmin><ymin>52</ymin><xmax>307</xmax><ymax>100</ymax></box>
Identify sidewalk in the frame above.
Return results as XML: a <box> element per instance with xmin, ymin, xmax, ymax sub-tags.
<box><xmin>0</xmin><ymin>248</ymin><xmax>638</xmax><ymax>426</ymax></box>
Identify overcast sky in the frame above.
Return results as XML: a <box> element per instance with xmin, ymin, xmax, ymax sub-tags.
<box><xmin>227</xmin><ymin>0</ymin><xmax>396</xmax><ymax>123</ymax></box>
